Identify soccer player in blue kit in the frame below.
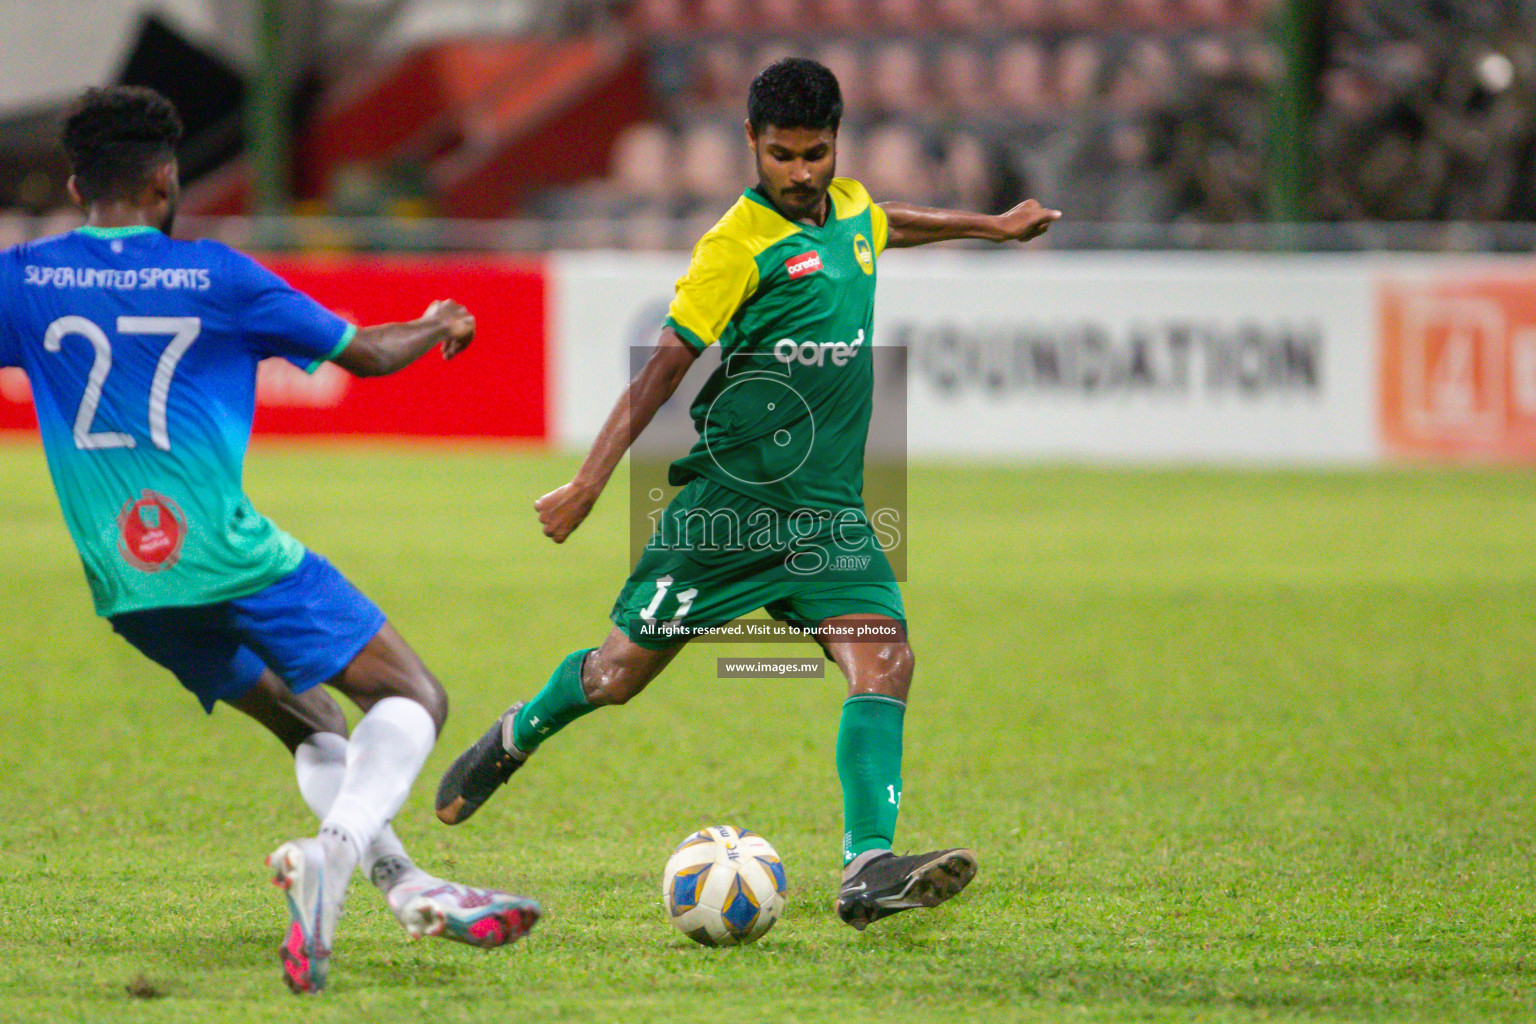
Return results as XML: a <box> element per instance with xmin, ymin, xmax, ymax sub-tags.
<box><xmin>0</xmin><ymin>87</ymin><xmax>538</xmax><ymax>993</ymax></box>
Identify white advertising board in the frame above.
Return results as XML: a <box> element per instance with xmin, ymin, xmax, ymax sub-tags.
<box><xmin>550</xmin><ymin>251</ymin><xmax>1446</xmax><ymax>464</ymax></box>
<box><xmin>882</xmin><ymin>253</ymin><xmax>1378</xmax><ymax>462</ymax></box>
<box><xmin>551</xmin><ymin>251</ymin><xmax>686</xmax><ymax>449</ymax></box>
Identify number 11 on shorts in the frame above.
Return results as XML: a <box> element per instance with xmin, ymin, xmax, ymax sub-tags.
<box><xmin>639</xmin><ymin>576</ymin><xmax>698</xmax><ymax>626</ymax></box>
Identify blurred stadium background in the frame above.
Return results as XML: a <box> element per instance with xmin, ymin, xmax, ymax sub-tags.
<box><xmin>1</xmin><ymin>0</ymin><xmax>1534</xmax><ymax>461</ymax></box>
<box><xmin>6</xmin><ymin>0</ymin><xmax>1536</xmax><ymax>249</ymax></box>
<box><xmin>5</xmin><ymin>6</ymin><xmax>1536</xmax><ymax>1018</ymax></box>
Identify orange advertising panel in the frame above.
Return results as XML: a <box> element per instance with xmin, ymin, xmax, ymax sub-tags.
<box><xmin>0</xmin><ymin>255</ymin><xmax>547</xmax><ymax>439</ymax></box>
<box><xmin>1381</xmin><ymin>272</ymin><xmax>1536</xmax><ymax>459</ymax></box>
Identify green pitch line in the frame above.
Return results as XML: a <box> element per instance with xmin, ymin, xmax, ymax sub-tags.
<box><xmin>0</xmin><ymin>439</ymin><xmax>1533</xmax><ymax>1022</ymax></box>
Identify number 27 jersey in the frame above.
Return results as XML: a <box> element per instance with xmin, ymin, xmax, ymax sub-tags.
<box><xmin>0</xmin><ymin>226</ymin><xmax>355</xmax><ymax>616</ymax></box>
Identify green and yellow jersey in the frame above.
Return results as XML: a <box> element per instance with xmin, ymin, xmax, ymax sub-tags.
<box><xmin>664</xmin><ymin>177</ymin><xmax>888</xmax><ymax>515</ymax></box>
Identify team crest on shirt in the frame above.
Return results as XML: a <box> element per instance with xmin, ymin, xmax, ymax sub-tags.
<box><xmin>117</xmin><ymin>490</ymin><xmax>187</xmax><ymax>572</ymax></box>
<box><xmin>785</xmin><ymin>251</ymin><xmax>823</xmax><ymax>279</ymax></box>
<box><xmin>853</xmin><ymin>234</ymin><xmax>874</xmax><ymax>275</ymax></box>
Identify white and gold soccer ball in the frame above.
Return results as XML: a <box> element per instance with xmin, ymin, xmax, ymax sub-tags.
<box><xmin>662</xmin><ymin>825</ymin><xmax>788</xmax><ymax>946</ymax></box>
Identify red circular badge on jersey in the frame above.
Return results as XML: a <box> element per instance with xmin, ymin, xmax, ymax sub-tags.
<box><xmin>117</xmin><ymin>491</ymin><xmax>187</xmax><ymax>572</ymax></box>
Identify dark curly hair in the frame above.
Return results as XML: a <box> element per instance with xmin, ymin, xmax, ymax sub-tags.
<box><xmin>62</xmin><ymin>86</ymin><xmax>183</xmax><ymax>203</ymax></box>
<box><xmin>747</xmin><ymin>58</ymin><xmax>843</xmax><ymax>135</ymax></box>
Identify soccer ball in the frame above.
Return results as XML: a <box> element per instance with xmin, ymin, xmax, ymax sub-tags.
<box><xmin>662</xmin><ymin>825</ymin><xmax>788</xmax><ymax>946</ymax></box>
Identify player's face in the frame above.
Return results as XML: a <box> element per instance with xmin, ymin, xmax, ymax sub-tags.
<box><xmin>749</xmin><ymin>123</ymin><xmax>837</xmax><ymax>224</ymax></box>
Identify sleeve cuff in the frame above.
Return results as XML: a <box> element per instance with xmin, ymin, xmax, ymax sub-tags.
<box><xmin>304</xmin><ymin>323</ymin><xmax>356</xmax><ymax>375</ymax></box>
<box><xmin>665</xmin><ymin>319</ymin><xmax>710</xmax><ymax>354</ymax></box>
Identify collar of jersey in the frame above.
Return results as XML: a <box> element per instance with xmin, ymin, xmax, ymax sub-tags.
<box><xmin>75</xmin><ymin>225</ymin><xmax>162</xmax><ymax>239</ymax></box>
<box><xmin>744</xmin><ymin>186</ymin><xmax>830</xmax><ymax>234</ymax></box>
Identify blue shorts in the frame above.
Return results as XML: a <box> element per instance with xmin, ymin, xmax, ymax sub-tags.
<box><xmin>109</xmin><ymin>552</ymin><xmax>387</xmax><ymax>713</ymax></box>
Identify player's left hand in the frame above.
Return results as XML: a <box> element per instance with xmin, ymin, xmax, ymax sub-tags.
<box><xmin>995</xmin><ymin>200</ymin><xmax>1061</xmax><ymax>243</ymax></box>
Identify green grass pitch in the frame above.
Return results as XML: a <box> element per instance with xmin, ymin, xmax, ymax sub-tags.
<box><xmin>0</xmin><ymin>438</ymin><xmax>1533</xmax><ymax>1023</ymax></box>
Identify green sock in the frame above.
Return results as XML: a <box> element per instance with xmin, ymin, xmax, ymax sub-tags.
<box><xmin>837</xmin><ymin>694</ymin><xmax>906</xmax><ymax>865</ymax></box>
<box><xmin>510</xmin><ymin>648</ymin><xmax>598</xmax><ymax>754</ymax></box>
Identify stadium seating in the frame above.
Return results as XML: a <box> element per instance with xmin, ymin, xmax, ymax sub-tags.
<box><xmin>522</xmin><ymin>0</ymin><xmax>1285</xmax><ymax>241</ymax></box>
<box><xmin>171</xmin><ymin>0</ymin><xmax>1292</xmax><ymax>236</ymax></box>
<box><xmin>6</xmin><ymin>0</ymin><xmax>1530</xmax><ymax>239</ymax></box>
<box><xmin>679</xmin><ymin>121</ymin><xmax>748</xmax><ymax>207</ymax></box>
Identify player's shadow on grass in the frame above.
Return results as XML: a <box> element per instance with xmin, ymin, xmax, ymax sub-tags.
<box><xmin>346</xmin><ymin>952</ymin><xmax>488</xmax><ymax>992</ymax></box>
<box><xmin>122</xmin><ymin>926</ymin><xmax>280</xmax><ymax>972</ymax></box>
<box><xmin>152</xmin><ymin>928</ymin><xmax>505</xmax><ymax>993</ymax></box>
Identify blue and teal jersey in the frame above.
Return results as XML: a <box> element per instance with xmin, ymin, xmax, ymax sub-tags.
<box><xmin>0</xmin><ymin>226</ymin><xmax>355</xmax><ymax>616</ymax></box>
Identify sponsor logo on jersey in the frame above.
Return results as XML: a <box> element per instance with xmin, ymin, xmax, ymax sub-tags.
<box><xmin>117</xmin><ymin>490</ymin><xmax>187</xmax><ymax>572</ymax></box>
<box><xmin>784</xmin><ymin>251</ymin><xmax>824</xmax><ymax>279</ymax></box>
<box><xmin>22</xmin><ymin>265</ymin><xmax>212</xmax><ymax>291</ymax></box>
<box><xmin>773</xmin><ymin>329</ymin><xmax>865</xmax><ymax>367</ymax></box>
<box><xmin>853</xmin><ymin>234</ymin><xmax>873</xmax><ymax>274</ymax></box>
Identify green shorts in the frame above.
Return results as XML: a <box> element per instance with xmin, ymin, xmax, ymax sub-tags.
<box><xmin>611</xmin><ymin>477</ymin><xmax>906</xmax><ymax>650</ymax></box>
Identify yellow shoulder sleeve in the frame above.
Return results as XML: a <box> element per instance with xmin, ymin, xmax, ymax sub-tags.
<box><xmin>665</xmin><ymin>232</ymin><xmax>760</xmax><ymax>351</ymax></box>
<box><xmin>869</xmin><ymin>200</ymin><xmax>890</xmax><ymax>255</ymax></box>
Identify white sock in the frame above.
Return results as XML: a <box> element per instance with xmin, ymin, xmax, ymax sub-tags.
<box><xmin>300</xmin><ymin>698</ymin><xmax>435</xmax><ymax>882</ymax></box>
<box><xmin>294</xmin><ymin>732</ymin><xmax>416</xmax><ymax>888</ymax></box>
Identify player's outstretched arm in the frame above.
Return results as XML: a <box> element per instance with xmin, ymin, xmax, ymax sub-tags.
<box><xmin>535</xmin><ymin>329</ymin><xmax>699</xmax><ymax>544</ymax></box>
<box><xmin>332</xmin><ymin>299</ymin><xmax>476</xmax><ymax>377</ymax></box>
<box><xmin>880</xmin><ymin>199</ymin><xmax>1061</xmax><ymax>249</ymax></box>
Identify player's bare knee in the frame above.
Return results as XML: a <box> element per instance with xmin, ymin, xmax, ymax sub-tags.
<box><xmin>584</xmin><ymin>662</ymin><xmax>638</xmax><ymax>706</ymax></box>
<box><xmin>857</xmin><ymin>642</ymin><xmax>914</xmax><ymax>700</ymax></box>
<box><xmin>361</xmin><ymin>666</ymin><xmax>448</xmax><ymax>731</ymax></box>
<box><xmin>304</xmin><ymin>691</ymin><xmax>349</xmax><ymax>737</ymax></box>
<box><xmin>411</xmin><ymin>673</ymin><xmax>449</xmax><ymax>732</ymax></box>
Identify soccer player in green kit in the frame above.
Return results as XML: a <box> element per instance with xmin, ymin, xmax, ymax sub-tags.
<box><xmin>437</xmin><ymin>58</ymin><xmax>1059</xmax><ymax>930</ymax></box>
